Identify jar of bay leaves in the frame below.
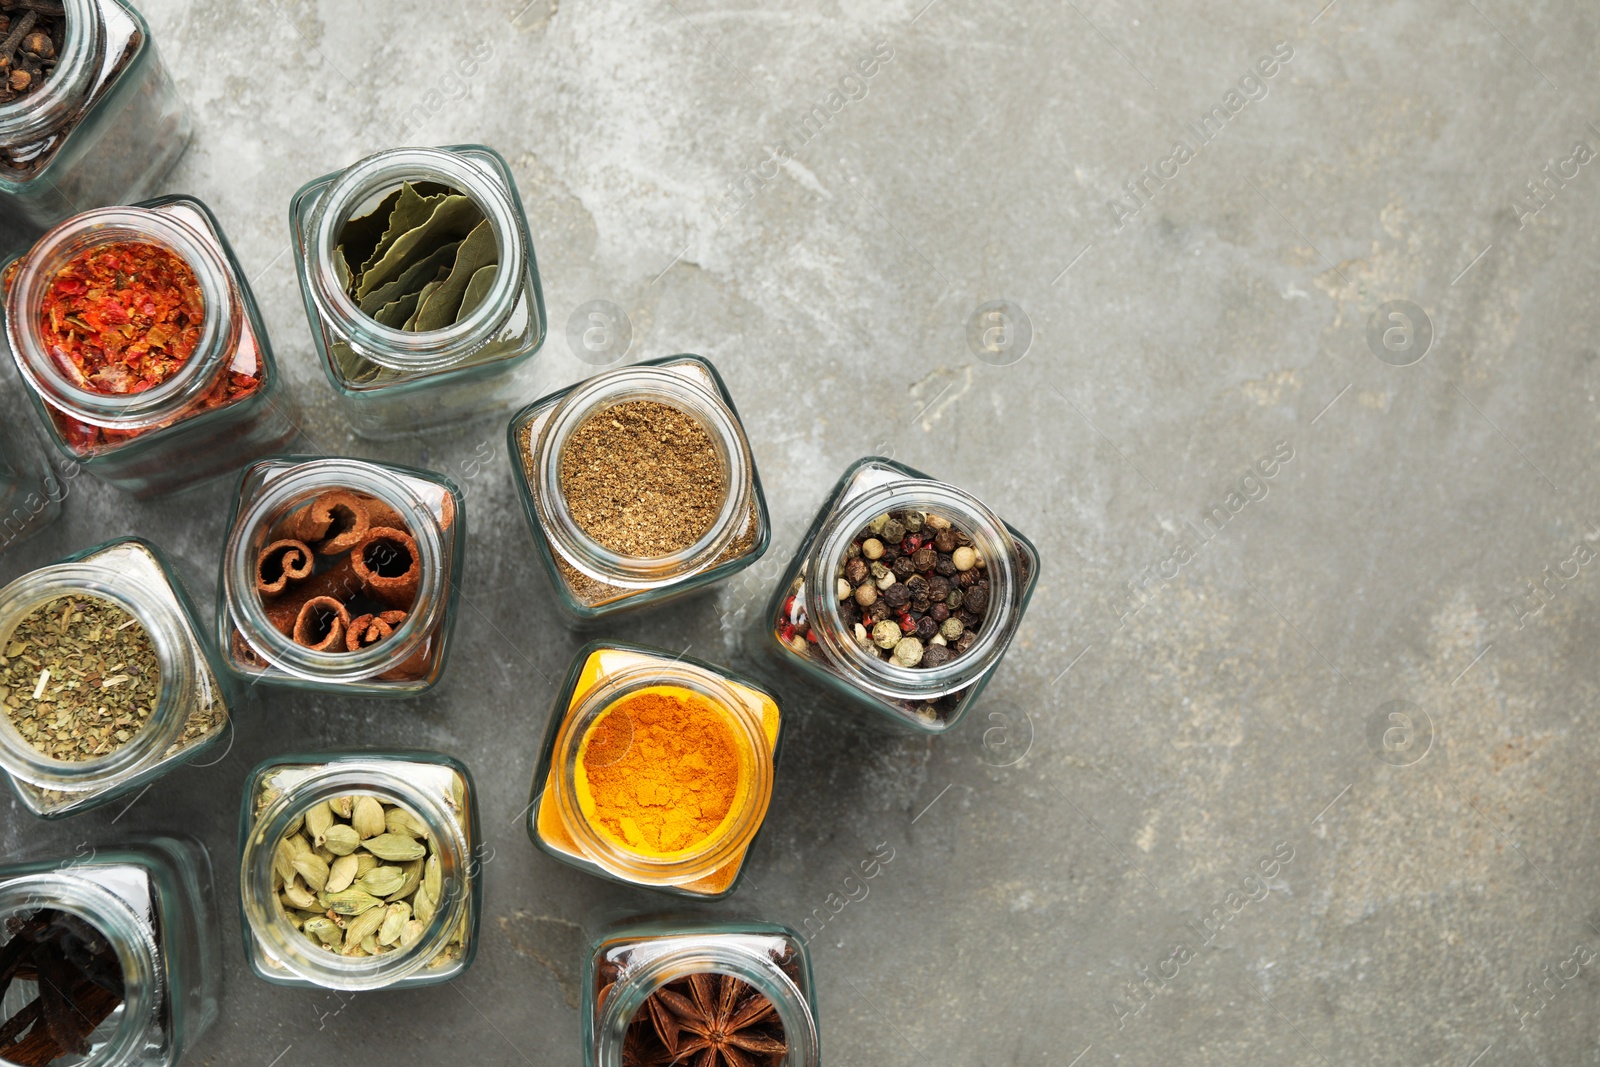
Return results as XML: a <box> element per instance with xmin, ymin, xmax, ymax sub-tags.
<box><xmin>290</xmin><ymin>145</ymin><xmax>546</xmax><ymax>438</ymax></box>
<box><xmin>585</xmin><ymin>919</ymin><xmax>819</xmax><ymax>1067</ymax></box>
<box><xmin>0</xmin><ymin>836</ymin><xmax>219</xmax><ymax>1066</ymax></box>
<box><xmin>238</xmin><ymin>751</ymin><xmax>481</xmax><ymax>990</ymax></box>
<box><xmin>0</xmin><ymin>0</ymin><xmax>191</xmax><ymax>251</ymax></box>
<box><xmin>0</xmin><ymin>537</ymin><xmax>233</xmax><ymax>818</ymax></box>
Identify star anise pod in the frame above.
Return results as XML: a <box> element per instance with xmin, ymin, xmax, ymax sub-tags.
<box><xmin>648</xmin><ymin>972</ymin><xmax>787</xmax><ymax>1067</ymax></box>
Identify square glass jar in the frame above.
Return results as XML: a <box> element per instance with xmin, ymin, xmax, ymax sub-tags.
<box><xmin>0</xmin><ymin>0</ymin><xmax>191</xmax><ymax>250</ymax></box>
<box><xmin>508</xmin><ymin>354</ymin><xmax>770</xmax><ymax>622</ymax></box>
<box><xmin>216</xmin><ymin>456</ymin><xmax>465</xmax><ymax>696</ymax></box>
<box><xmin>584</xmin><ymin>919</ymin><xmax>819</xmax><ymax>1067</ymax></box>
<box><xmin>237</xmin><ymin>751</ymin><xmax>481</xmax><ymax>991</ymax></box>
<box><xmin>2</xmin><ymin>195</ymin><xmax>299</xmax><ymax>497</ymax></box>
<box><xmin>0</xmin><ymin>836</ymin><xmax>219</xmax><ymax>1066</ymax></box>
<box><xmin>289</xmin><ymin>144</ymin><xmax>546</xmax><ymax>439</ymax></box>
<box><xmin>0</xmin><ymin>537</ymin><xmax>233</xmax><ymax>818</ymax></box>
<box><xmin>766</xmin><ymin>457</ymin><xmax>1040</xmax><ymax>734</ymax></box>
<box><xmin>0</xmin><ymin>419</ymin><xmax>60</xmax><ymax>554</ymax></box>
<box><xmin>527</xmin><ymin>642</ymin><xmax>783</xmax><ymax>900</ymax></box>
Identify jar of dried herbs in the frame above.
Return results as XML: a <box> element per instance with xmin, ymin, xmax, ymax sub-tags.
<box><xmin>585</xmin><ymin>919</ymin><xmax>819</xmax><ymax>1067</ymax></box>
<box><xmin>217</xmin><ymin>456</ymin><xmax>465</xmax><ymax>696</ymax></box>
<box><xmin>3</xmin><ymin>197</ymin><xmax>298</xmax><ymax>497</ymax></box>
<box><xmin>0</xmin><ymin>537</ymin><xmax>232</xmax><ymax>818</ymax></box>
<box><xmin>0</xmin><ymin>836</ymin><xmax>219</xmax><ymax>1066</ymax></box>
<box><xmin>290</xmin><ymin>145</ymin><xmax>546</xmax><ymax>439</ymax></box>
<box><xmin>767</xmin><ymin>457</ymin><xmax>1040</xmax><ymax>733</ymax></box>
<box><xmin>509</xmin><ymin>355</ymin><xmax>770</xmax><ymax>621</ymax></box>
<box><xmin>527</xmin><ymin>642</ymin><xmax>782</xmax><ymax>899</ymax></box>
<box><xmin>0</xmin><ymin>0</ymin><xmax>190</xmax><ymax>251</ymax></box>
<box><xmin>238</xmin><ymin>752</ymin><xmax>480</xmax><ymax>990</ymax></box>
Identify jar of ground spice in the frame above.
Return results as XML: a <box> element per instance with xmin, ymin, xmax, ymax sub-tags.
<box><xmin>509</xmin><ymin>355</ymin><xmax>770</xmax><ymax>621</ymax></box>
<box><xmin>0</xmin><ymin>0</ymin><xmax>190</xmax><ymax>250</ymax></box>
<box><xmin>585</xmin><ymin>920</ymin><xmax>819</xmax><ymax>1067</ymax></box>
<box><xmin>0</xmin><ymin>836</ymin><xmax>219</xmax><ymax>1065</ymax></box>
<box><xmin>528</xmin><ymin>643</ymin><xmax>782</xmax><ymax>899</ymax></box>
<box><xmin>768</xmin><ymin>458</ymin><xmax>1040</xmax><ymax>733</ymax></box>
<box><xmin>3</xmin><ymin>197</ymin><xmax>298</xmax><ymax>497</ymax></box>
<box><xmin>238</xmin><ymin>751</ymin><xmax>479</xmax><ymax>990</ymax></box>
<box><xmin>0</xmin><ymin>537</ymin><xmax>232</xmax><ymax>818</ymax></box>
<box><xmin>218</xmin><ymin>457</ymin><xmax>465</xmax><ymax>696</ymax></box>
<box><xmin>290</xmin><ymin>145</ymin><xmax>546</xmax><ymax>438</ymax></box>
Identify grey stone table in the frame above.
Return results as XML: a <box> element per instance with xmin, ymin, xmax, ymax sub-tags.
<box><xmin>3</xmin><ymin>0</ymin><xmax>1598</xmax><ymax>1063</ymax></box>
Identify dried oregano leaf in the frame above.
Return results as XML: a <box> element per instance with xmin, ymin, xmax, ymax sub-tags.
<box><xmin>357</xmin><ymin>195</ymin><xmax>484</xmax><ymax>301</ymax></box>
<box><xmin>359</xmin><ymin>239</ymin><xmax>460</xmax><ymax>316</ymax></box>
<box><xmin>456</xmin><ymin>263</ymin><xmax>499</xmax><ymax>323</ymax></box>
<box><xmin>413</xmin><ymin>218</ymin><xmax>498</xmax><ymax>332</ymax></box>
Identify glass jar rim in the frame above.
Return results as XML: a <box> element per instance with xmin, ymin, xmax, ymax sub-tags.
<box><xmin>0</xmin><ymin>559</ymin><xmax>193</xmax><ymax>789</ymax></box>
<box><xmin>306</xmin><ymin>146</ymin><xmax>525</xmax><ymax>373</ymax></box>
<box><xmin>240</xmin><ymin>762</ymin><xmax>470</xmax><ymax>990</ymax></box>
<box><xmin>0</xmin><ymin>0</ymin><xmax>102</xmax><ymax>142</ymax></box>
<box><xmin>805</xmin><ymin>478</ymin><xmax>1020</xmax><ymax>700</ymax></box>
<box><xmin>552</xmin><ymin>663</ymin><xmax>772</xmax><ymax>885</ymax></box>
<box><xmin>533</xmin><ymin>366</ymin><xmax>750</xmax><ymax>585</ymax></box>
<box><xmin>4</xmin><ymin>205</ymin><xmax>236</xmax><ymax>427</ymax></box>
<box><xmin>222</xmin><ymin>459</ymin><xmax>447</xmax><ymax>683</ymax></box>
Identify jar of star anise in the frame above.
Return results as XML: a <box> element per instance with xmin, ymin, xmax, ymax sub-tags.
<box><xmin>3</xmin><ymin>197</ymin><xmax>298</xmax><ymax>497</ymax></box>
<box><xmin>585</xmin><ymin>920</ymin><xmax>819</xmax><ymax>1067</ymax></box>
<box><xmin>767</xmin><ymin>457</ymin><xmax>1040</xmax><ymax>733</ymax></box>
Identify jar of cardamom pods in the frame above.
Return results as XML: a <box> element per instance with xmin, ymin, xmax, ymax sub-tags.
<box><xmin>238</xmin><ymin>751</ymin><xmax>481</xmax><ymax>990</ymax></box>
<box><xmin>586</xmin><ymin>919</ymin><xmax>819</xmax><ymax>1067</ymax></box>
<box><xmin>508</xmin><ymin>354</ymin><xmax>770</xmax><ymax>621</ymax></box>
<box><xmin>290</xmin><ymin>144</ymin><xmax>546</xmax><ymax>438</ymax></box>
<box><xmin>0</xmin><ymin>836</ymin><xmax>219</xmax><ymax>1065</ymax></box>
<box><xmin>0</xmin><ymin>536</ymin><xmax>232</xmax><ymax>818</ymax></box>
<box><xmin>767</xmin><ymin>457</ymin><xmax>1040</xmax><ymax>733</ymax></box>
<box><xmin>527</xmin><ymin>642</ymin><xmax>782</xmax><ymax>899</ymax></box>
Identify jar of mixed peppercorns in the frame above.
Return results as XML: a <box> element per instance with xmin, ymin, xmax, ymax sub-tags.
<box><xmin>3</xmin><ymin>197</ymin><xmax>298</xmax><ymax>497</ymax></box>
<box><xmin>585</xmin><ymin>920</ymin><xmax>819</xmax><ymax>1067</ymax></box>
<box><xmin>0</xmin><ymin>0</ymin><xmax>191</xmax><ymax>249</ymax></box>
<box><xmin>768</xmin><ymin>457</ymin><xmax>1039</xmax><ymax>733</ymax></box>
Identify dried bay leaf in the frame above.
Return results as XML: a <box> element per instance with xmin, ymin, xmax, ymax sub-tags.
<box><xmin>413</xmin><ymin>218</ymin><xmax>499</xmax><ymax>332</ymax></box>
<box><xmin>358</xmin><ymin>239</ymin><xmax>461</xmax><ymax>315</ymax></box>
<box><xmin>456</xmin><ymin>263</ymin><xmax>499</xmax><ymax>323</ymax></box>
<box><xmin>356</xmin><ymin>195</ymin><xmax>484</xmax><ymax>301</ymax></box>
<box><xmin>336</xmin><ymin>187</ymin><xmax>403</xmax><ymax>274</ymax></box>
<box><xmin>373</xmin><ymin>288</ymin><xmax>424</xmax><ymax>330</ymax></box>
<box><xmin>360</xmin><ymin>181</ymin><xmax>450</xmax><ymax>276</ymax></box>
<box><xmin>403</xmin><ymin>278</ymin><xmax>446</xmax><ymax>331</ymax></box>
<box><xmin>332</xmin><ymin>247</ymin><xmax>353</xmax><ymax>295</ymax></box>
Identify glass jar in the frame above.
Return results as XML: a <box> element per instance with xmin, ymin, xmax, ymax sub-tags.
<box><xmin>0</xmin><ymin>537</ymin><xmax>232</xmax><ymax>818</ymax></box>
<box><xmin>527</xmin><ymin>642</ymin><xmax>782</xmax><ymax>899</ymax></box>
<box><xmin>2</xmin><ymin>195</ymin><xmax>299</xmax><ymax>497</ymax></box>
<box><xmin>0</xmin><ymin>420</ymin><xmax>61</xmax><ymax>554</ymax></box>
<box><xmin>585</xmin><ymin>919</ymin><xmax>819</xmax><ymax>1067</ymax></box>
<box><xmin>0</xmin><ymin>0</ymin><xmax>191</xmax><ymax>251</ymax></box>
<box><xmin>290</xmin><ymin>144</ymin><xmax>546</xmax><ymax>438</ymax></box>
<box><xmin>767</xmin><ymin>457</ymin><xmax>1040</xmax><ymax>734</ymax></box>
<box><xmin>217</xmin><ymin>456</ymin><xmax>465</xmax><ymax>696</ymax></box>
<box><xmin>238</xmin><ymin>751</ymin><xmax>480</xmax><ymax>990</ymax></box>
<box><xmin>0</xmin><ymin>836</ymin><xmax>218</xmax><ymax>1066</ymax></box>
<box><xmin>508</xmin><ymin>354</ymin><xmax>770</xmax><ymax>621</ymax></box>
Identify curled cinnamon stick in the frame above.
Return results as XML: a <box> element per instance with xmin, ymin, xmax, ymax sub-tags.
<box><xmin>354</xmin><ymin>491</ymin><xmax>407</xmax><ymax>531</ymax></box>
<box><xmin>281</xmin><ymin>490</ymin><xmax>373</xmax><ymax>555</ymax></box>
<box><xmin>255</xmin><ymin>539</ymin><xmax>314</xmax><ymax>596</ymax></box>
<box><xmin>292</xmin><ymin>597</ymin><xmax>350</xmax><ymax>652</ymax></box>
<box><xmin>262</xmin><ymin>554</ymin><xmax>360</xmax><ymax>636</ymax></box>
<box><xmin>352</xmin><ymin>527</ymin><xmax>421</xmax><ymax>609</ymax></box>
<box><xmin>346</xmin><ymin>609</ymin><xmax>408</xmax><ymax>651</ymax></box>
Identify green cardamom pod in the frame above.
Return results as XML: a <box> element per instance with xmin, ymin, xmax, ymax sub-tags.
<box><xmin>342</xmin><ymin>905</ymin><xmax>386</xmax><ymax>946</ymax></box>
<box><xmin>385</xmin><ymin>807</ymin><xmax>426</xmax><ymax>838</ymax></box>
<box><xmin>273</xmin><ymin>839</ymin><xmax>296</xmax><ymax>887</ymax></box>
<box><xmin>411</xmin><ymin>884</ymin><xmax>436</xmax><ymax>924</ymax></box>
<box><xmin>291</xmin><ymin>854</ymin><xmax>329</xmax><ymax>893</ymax></box>
<box><xmin>360</xmin><ymin>933</ymin><xmax>380</xmax><ymax>956</ymax></box>
<box><xmin>286</xmin><ymin>833</ymin><xmax>312</xmax><ymax>857</ymax></box>
<box><xmin>363</xmin><ymin>833</ymin><xmax>427</xmax><ymax>862</ymax></box>
<box><xmin>352</xmin><ymin>796</ymin><xmax>387</xmax><ymax>839</ymax></box>
<box><xmin>303</xmin><ymin>916</ymin><xmax>343</xmax><ymax>947</ymax></box>
<box><xmin>282</xmin><ymin>876</ymin><xmax>317</xmax><ymax>911</ymax></box>
<box><xmin>357</xmin><ymin>865</ymin><xmax>406</xmax><ymax>897</ymax></box>
<box><xmin>330</xmin><ymin>795</ymin><xmax>355</xmax><ymax>819</ymax></box>
<box><xmin>304</xmin><ymin>801</ymin><xmax>334</xmax><ymax>848</ymax></box>
<box><xmin>323</xmin><ymin>824</ymin><xmax>361</xmax><ymax>856</ymax></box>
<box><xmin>377</xmin><ymin>902</ymin><xmax>411</xmax><ymax>947</ymax></box>
<box><xmin>423</xmin><ymin>850</ymin><xmax>441</xmax><ymax>902</ymax></box>
<box><xmin>355</xmin><ymin>853</ymin><xmax>381</xmax><ymax>877</ymax></box>
<box><xmin>323</xmin><ymin>888</ymin><xmax>383</xmax><ymax>916</ymax></box>
<box><xmin>385</xmin><ymin>858</ymin><xmax>423</xmax><ymax>903</ymax></box>
<box><xmin>400</xmin><ymin>919</ymin><xmax>427</xmax><ymax>949</ymax></box>
<box><xmin>325</xmin><ymin>854</ymin><xmax>360</xmax><ymax>894</ymax></box>
<box><xmin>314</xmin><ymin>844</ymin><xmax>337</xmax><ymax>865</ymax></box>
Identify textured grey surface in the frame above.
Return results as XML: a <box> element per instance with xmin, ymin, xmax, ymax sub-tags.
<box><xmin>1</xmin><ymin>0</ymin><xmax>1599</xmax><ymax>1063</ymax></box>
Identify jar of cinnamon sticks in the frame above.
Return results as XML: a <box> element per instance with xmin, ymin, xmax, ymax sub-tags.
<box><xmin>218</xmin><ymin>458</ymin><xmax>465</xmax><ymax>695</ymax></box>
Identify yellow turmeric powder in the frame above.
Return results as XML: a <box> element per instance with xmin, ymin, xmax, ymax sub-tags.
<box><xmin>576</xmin><ymin>686</ymin><xmax>745</xmax><ymax>856</ymax></box>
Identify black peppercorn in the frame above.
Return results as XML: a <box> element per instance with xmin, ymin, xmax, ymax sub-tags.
<box><xmin>892</xmin><ymin>556</ymin><xmax>915</xmax><ymax>580</ymax></box>
<box><xmin>883</xmin><ymin>582</ymin><xmax>910</xmax><ymax>609</ymax></box>
<box><xmin>930</xmin><ymin>602</ymin><xmax>950</xmax><ymax>622</ymax></box>
<box><xmin>915</xmin><ymin>615</ymin><xmax>938</xmax><ymax>640</ymax></box>
<box><xmin>954</xmin><ymin>632</ymin><xmax>977</xmax><ymax>653</ymax></box>
<box><xmin>964</xmin><ymin>583</ymin><xmax>989</xmax><ymax>613</ymax></box>
<box><xmin>865</xmin><ymin>601</ymin><xmax>890</xmax><ymax>625</ymax></box>
<box><xmin>923</xmin><ymin>644</ymin><xmax>954</xmax><ymax>668</ymax></box>
<box><xmin>844</xmin><ymin>558</ymin><xmax>868</xmax><ymax>585</ymax></box>
<box><xmin>957</xmin><ymin>568</ymin><xmax>979</xmax><ymax>588</ymax></box>
<box><xmin>957</xmin><ymin>608</ymin><xmax>981</xmax><ymax>627</ymax></box>
<box><xmin>912</xmin><ymin>546</ymin><xmax>936</xmax><ymax>571</ymax></box>
<box><xmin>935</xmin><ymin>557</ymin><xmax>957</xmax><ymax>577</ymax></box>
<box><xmin>933</xmin><ymin>529</ymin><xmax>957</xmax><ymax>553</ymax></box>
<box><xmin>927</xmin><ymin>576</ymin><xmax>949</xmax><ymax>601</ymax></box>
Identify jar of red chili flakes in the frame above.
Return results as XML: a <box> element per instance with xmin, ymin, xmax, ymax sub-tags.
<box><xmin>3</xmin><ymin>197</ymin><xmax>298</xmax><ymax>497</ymax></box>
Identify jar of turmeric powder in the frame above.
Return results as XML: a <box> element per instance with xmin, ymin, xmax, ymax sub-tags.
<box><xmin>527</xmin><ymin>642</ymin><xmax>782</xmax><ymax>899</ymax></box>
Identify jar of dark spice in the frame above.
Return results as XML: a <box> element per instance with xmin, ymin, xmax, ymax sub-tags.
<box><xmin>218</xmin><ymin>457</ymin><xmax>464</xmax><ymax>696</ymax></box>
<box><xmin>0</xmin><ymin>836</ymin><xmax>218</xmax><ymax>1066</ymax></box>
<box><xmin>767</xmin><ymin>457</ymin><xmax>1039</xmax><ymax>733</ymax></box>
<box><xmin>3</xmin><ymin>197</ymin><xmax>298</xmax><ymax>497</ymax></box>
<box><xmin>0</xmin><ymin>537</ymin><xmax>232</xmax><ymax>818</ymax></box>
<box><xmin>508</xmin><ymin>355</ymin><xmax>769</xmax><ymax>621</ymax></box>
<box><xmin>290</xmin><ymin>145</ymin><xmax>546</xmax><ymax>438</ymax></box>
<box><xmin>238</xmin><ymin>751</ymin><xmax>480</xmax><ymax>990</ymax></box>
<box><xmin>0</xmin><ymin>0</ymin><xmax>190</xmax><ymax>250</ymax></box>
<box><xmin>585</xmin><ymin>919</ymin><xmax>819</xmax><ymax>1067</ymax></box>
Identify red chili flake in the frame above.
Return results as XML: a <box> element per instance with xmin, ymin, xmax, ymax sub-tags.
<box><xmin>805</xmin><ymin>630</ymin><xmax>819</xmax><ymax>644</ymax></box>
<box><xmin>778</xmin><ymin>623</ymin><xmax>795</xmax><ymax>642</ymax></box>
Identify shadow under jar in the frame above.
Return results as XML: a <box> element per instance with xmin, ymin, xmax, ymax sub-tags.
<box><xmin>527</xmin><ymin>642</ymin><xmax>782</xmax><ymax>900</ymax></box>
<box><xmin>0</xmin><ymin>0</ymin><xmax>190</xmax><ymax>251</ymax></box>
<box><xmin>585</xmin><ymin>919</ymin><xmax>819</xmax><ymax>1067</ymax></box>
<box><xmin>0</xmin><ymin>537</ymin><xmax>232</xmax><ymax>819</ymax></box>
<box><xmin>508</xmin><ymin>355</ymin><xmax>769</xmax><ymax>622</ymax></box>
<box><xmin>2</xmin><ymin>197</ymin><xmax>298</xmax><ymax>497</ymax></box>
<box><xmin>767</xmin><ymin>457</ymin><xmax>1040</xmax><ymax>733</ymax></box>
<box><xmin>290</xmin><ymin>144</ymin><xmax>546</xmax><ymax>439</ymax></box>
<box><xmin>238</xmin><ymin>752</ymin><xmax>480</xmax><ymax>990</ymax></box>
<box><xmin>218</xmin><ymin>457</ymin><xmax>464</xmax><ymax>697</ymax></box>
<box><xmin>0</xmin><ymin>836</ymin><xmax>219</xmax><ymax>1067</ymax></box>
